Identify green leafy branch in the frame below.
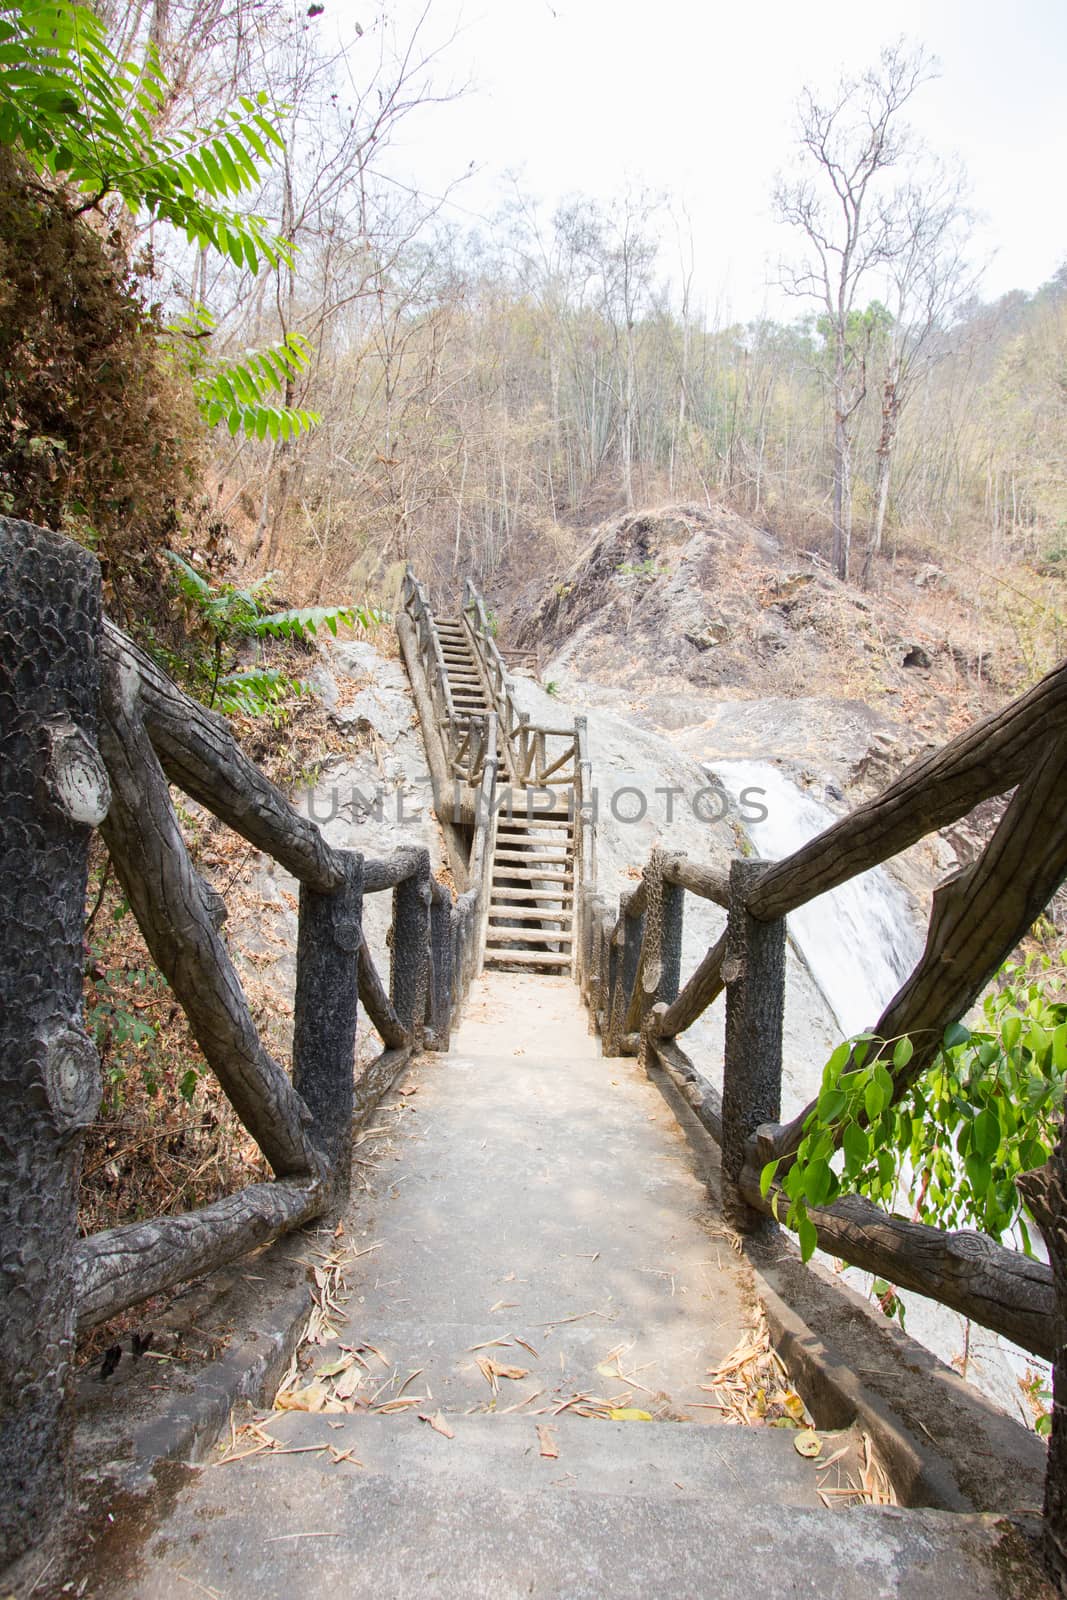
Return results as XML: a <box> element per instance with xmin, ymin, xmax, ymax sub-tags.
<box><xmin>166</xmin><ymin>552</ymin><xmax>389</xmax><ymax>715</ymax></box>
<box><xmin>761</xmin><ymin>954</ymin><xmax>1066</xmax><ymax>1266</ymax></box>
<box><xmin>173</xmin><ymin>313</ymin><xmax>321</xmax><ymax>441</ymax></box>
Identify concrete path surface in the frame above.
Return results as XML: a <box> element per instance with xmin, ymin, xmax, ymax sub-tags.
<box><xmin>321</xmin><ymin>970</ymin><xmax>756</xmax><ymax>1420</ymax></box>
<box><xmin>81</xmin><ymin>974</ymin><xmax>1050</xmax><ymax>1600</ymax></box>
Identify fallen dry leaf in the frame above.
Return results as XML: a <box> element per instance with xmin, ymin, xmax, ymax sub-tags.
<box><xmin>475</xmin><ymin>1356</ymin><xmax>530</xmax><ymax>1391</ymax></box>
<box><xmin>537</xmin><ymin>1425</ymin><xmax>559</xmax><ymax>1459</ymax></box>
<box><xmin>794</xmin><ymin>1430</ymin><xmax>822</xmax><ymax>1458</ymax></box>
<box><xmin>275</xmin><ymin>1382</ymin><xmax>330</xmax><ymax>1413</ymax></box>
<box><xmin>398</xmin><ymin>1085</ymin><xmax>418</xmax><ymax>1097</ymax></box>
<box><xmin>334</xmin><ymin>1365</ymin><xmax>364</xmax><ymax>1403</ymax></box>
<box><xmin>419</xmin><ymin>1411</ymin><xmax>455</xmax><ymax>1439</ymax></box>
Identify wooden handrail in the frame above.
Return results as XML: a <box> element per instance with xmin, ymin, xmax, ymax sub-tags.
<box><xmin>573</xmin><ymin>664</ymin><xmax>1067</xmax><ymax>1387</ymax></box>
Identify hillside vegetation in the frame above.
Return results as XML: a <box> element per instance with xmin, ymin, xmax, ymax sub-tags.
<box><xmin>0</xmin><ymin>1</ymin><xmax>1063</xmax><ymax>665</ymax></box>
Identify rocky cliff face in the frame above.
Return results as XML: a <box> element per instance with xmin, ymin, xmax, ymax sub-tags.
<box><xmin>512</xmin><ymin>502</ymin><xmax>999</xmax><ymax>799</ymax></box>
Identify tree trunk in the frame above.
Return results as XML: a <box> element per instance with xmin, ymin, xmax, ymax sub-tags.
<box><xmin>0</xmin><ymin>519</ymin><xmax>108</xmax><ymax>1568</ymax></box>
<box><xmin>622</xmin><ymin>322</ymin><xmax>636</xmax><ymax>510</ymax></box>
<box><xmin>1019</xmin><ymin>1134</ymin><xmax>1067</xmax><ymax>1590</ymax></box>
<box><xmin>832</xmin><ymin>404</ymin><xmax>852</xmax><ymax>581</ymax></box>
<box><xmin>862</xmin><ymin>375</ymin><xmax>900</xmax><ymax>585</ymax></box>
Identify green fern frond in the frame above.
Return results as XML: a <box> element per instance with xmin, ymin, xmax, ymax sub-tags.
<box><xmin>193</xmin><ymin>333</ymin><xmax>322</xmax><ymax>440</ymax></box>
<box><xmin>254</xmin><ymin>603</ymin><xmax>390</xmax><ymax>639</ymax></box>
<box><xmin>0</xmin><ymin>0</ymin><xmax>291</xmax><ymax>268</ymax></box>
<box><xmin>215</xmin><ymin>667</ymin><xmax>308</xmax><ymax>717</ymax></box>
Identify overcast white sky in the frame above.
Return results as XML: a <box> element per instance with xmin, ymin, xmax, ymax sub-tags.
<box><xmin>371</xmin><ymin>0</ymin><xmax>1067</xmax><ymax>320</ymax></box>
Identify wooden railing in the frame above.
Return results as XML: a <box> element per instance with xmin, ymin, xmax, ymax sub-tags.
<box><xmin>402</xmin><ymin>568</ymin><xmax>493</xmax><ymax>785</ymax></box>
<box><xmin>0</xmin><ymin>521</ymin><xmax>492</xmax><ymax>1570</ymax></box>
<box><xmin>577</xmin><ymin>660</ymin><xmax>1067</xmax><ymax>1582</ymax></box>
<box><xmin>462</xmin><ymin>577</ymin><xmax>578</xmax><ymax>792</ymax></box>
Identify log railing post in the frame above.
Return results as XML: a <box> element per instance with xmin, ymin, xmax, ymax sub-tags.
<box><xmin>292</xmin><ymin>851</ymin><xmax>363</xmax><ymax>1208</ymax></box>
<box><xmin>0</xmin><ymin>519</ymin><xmax>109</xmax><ymax>1569</ymax></box>
<box><xmin>607</xmin><ymin>894</ymin><xmax>644</xmax><ymax>1056</ymax></box>
<box><xmin>634</xmin><ymin>852</ymin><xmax>683</xmax><ymax>1069</ymax></box>
<box><xmin>390</xmin><ymin>849</ymin><xmax>431</xmax><ymax>1049</ymax></box>
<box><xmin>1020</xmin><ymin>1124</ymin><xmax>1067</xmax><ymax>1591</ymax></box>
<box><xmin>427</xmin><ymin>880</ymin><xmax>453</xmax><ymax>1051</ymax></box>
<box><xmin>721</xmin><ymin>859</ymin><xmax>786</xmax><ymax>1232</ymax></box>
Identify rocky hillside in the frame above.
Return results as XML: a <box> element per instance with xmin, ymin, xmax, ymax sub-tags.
<box><xmin>511</xmin><ymin>503</ymin><xmax>1018</xmax><ymax>794</ymax></box>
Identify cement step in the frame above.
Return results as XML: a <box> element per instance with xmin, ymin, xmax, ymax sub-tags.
<box><xmin>231</xmin><ymin>1412</ymin><xmax>850</xmax><ymax>1506</ymax></box>
<box><xmin>110</xmin><ymin>1410</ymin><xmax>1040</xmax><ymax>1600</ymax></box>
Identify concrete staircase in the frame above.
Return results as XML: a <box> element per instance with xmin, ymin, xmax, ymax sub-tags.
<box><xmin>86</xmin><ymin>975</ymin><xmax>1049</xmax><ymax>1600</ymax></box>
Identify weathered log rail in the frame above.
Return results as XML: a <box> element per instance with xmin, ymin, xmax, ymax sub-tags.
<box><xmin>0</xmin><ymin>521</ymin><xmax>495</xmax><ymax>1572</ymax></box>
<box><xmin>576</xmin><ymin>654</ymin><xmax>1067</xmax><ymax>1589</ymax></box>
<box><xmin>462</xmin><ymin>577</ymin><xmax>579</xmax><ymax>792</ymax></box>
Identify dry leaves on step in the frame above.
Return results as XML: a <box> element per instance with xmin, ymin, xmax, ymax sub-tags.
<box><xmin>419</xmin><ymin>1412</ymin><xmax>455</xmax><ymax>1439</ymax></box>
<box><xmin>274</xmin><ymin>1382</ymin><xmax>351</xmax><ymax>1415</ymax></box>
<box><xmin>537</xmin><ymin>1425</ymin><xmax>559</xmax><ymax>1459</ymax></box>
<box><xmin>215</xmin><ymin>1421</ymin><xmax>363</xmax><ymax>1470</ymax></box>
<box><xmin>476</xmin><ymin>1356</ymin><xmax>530</xmax><ymax>1392</ymax></box>
<box><xmin>699</xmin><ymin>1316</ymin><xmax>813</xmax><ymax>1428</ymax></box>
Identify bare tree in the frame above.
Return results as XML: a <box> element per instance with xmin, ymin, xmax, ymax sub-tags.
<box><xmin>861</xmin><ymin>167</ymin><xmax>978</xmax><ymax>579</ymax></box>
<box><xmin>775</xmin><ymin>41</ymin><xmax>935</xmax><ymax>580</ymax></box>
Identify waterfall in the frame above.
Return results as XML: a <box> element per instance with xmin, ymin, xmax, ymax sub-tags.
<box><xmin>709</xmin><ymin>759</ymin><xmax>923</xmax><ymax>1040</ymax></box>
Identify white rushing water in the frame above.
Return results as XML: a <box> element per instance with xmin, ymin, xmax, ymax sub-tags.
<box><xmin>709</xmin><ymin>759</ymin><xmax>923</xmax><ymax>1041</ymax></box>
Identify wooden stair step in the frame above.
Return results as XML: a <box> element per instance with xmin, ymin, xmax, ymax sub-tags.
<box><xmin>493</xmin><ymin>866</ymin><xmax>572</xmax><ymax>882</ymax></box>
<box><xmin>496</xmin><ymin>844</ymin><xmax>571</xmax><ymax>856</ymax></box>
<box><xmin>491</xmin><ymin>889</ymin><xmax>573</xmax><ymax>905</ymax></box>
<box><xmin>494</xmin><ymin>864</ymin><xmax>572</xmax><ymax>877</ymax></box>
<box><xmin>496</xmin><ymin>818</ymin><xmax>574</xmax><ymax>832</ymax></box>
<box><xmin>495</xmin><ymin>819</ymin><xmax>575</xmax><ymax>833</ymax></box>
<box><xmin>489</xmin><ymin>909</ymin><xmax>573</xmax><ymax>924</ymax></box>
<box><xmin>494</xmin><ymin>847</ymin><xmax>571</xmax><ymax>862</ymax></box>
<box><xmin>483</xmin><ymin>949</ymin><xmax>572</xmax><ymax>968</ymax></box>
